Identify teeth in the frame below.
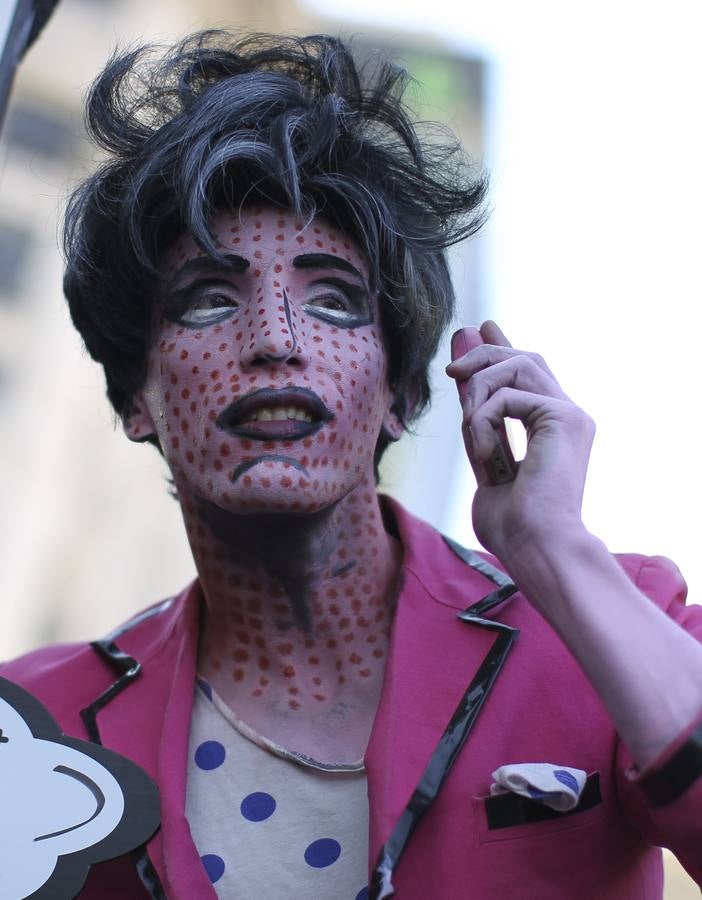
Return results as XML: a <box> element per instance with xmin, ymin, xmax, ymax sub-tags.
<box><xmin>244</xmin><ymin>406</ymin><xmax>313</xmax><ymax>423</ymax></box>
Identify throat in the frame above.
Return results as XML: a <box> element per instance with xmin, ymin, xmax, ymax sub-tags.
<box><xmin>189</xmin><ymin>489</ymin><xmax>403</xmax><ymax>757</ymax></box>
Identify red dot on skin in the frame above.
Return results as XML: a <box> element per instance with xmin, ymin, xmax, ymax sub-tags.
<box><xmin>282</xmin><ymin>664</ymin><xmax>296</xmax><ymax>678</ymax></box>
<box><xmin>233</xmin><ymin>669</ymin><xmax>245</xmax><ymax>682</ymax></box>
<box><xmin>258</xmin><ymin>655</ymin><xmax>270</xmax><ymax>670</ymax></box>
<box><xmin>289</xmin><ymin>699</ymin><xmax>301</xmax><ymax>710</ymax></box>
<box><xmin>314</xmin><ymin>694</ymin><xmax>326</xmax><ymax>702</ymax></box>
<box><xmin>359</xmin><ymin>668</ymin><xmax>371</xmax><ymax>678</ymax></box>
<box><xmin>233</xmin><ymin>648</ymin><xmax>249</xmax><ymax>662</ymax></box>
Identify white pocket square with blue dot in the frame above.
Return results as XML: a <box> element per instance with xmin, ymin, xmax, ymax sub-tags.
<box><xmin>490</xmin><ymin>763</ymin><xmax>587</xmax><ymax>812</ymax></box>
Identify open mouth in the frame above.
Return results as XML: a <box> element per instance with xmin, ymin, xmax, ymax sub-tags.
<box><xmin>215</xmin><ymin>387</ymin><xmax>334</xmax><ymax>440</ymax></box>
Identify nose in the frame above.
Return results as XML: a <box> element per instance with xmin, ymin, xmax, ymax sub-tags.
<box><xmin>238</xmin><ymin>285</ymin><xmax>306</xmax><ymax>370</ymax></box>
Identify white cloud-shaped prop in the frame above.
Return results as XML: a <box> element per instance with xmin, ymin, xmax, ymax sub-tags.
<box><xmin>0</xmin><ymin>677</ymin><xmax>160</xmax><ymax>899</ymax></box>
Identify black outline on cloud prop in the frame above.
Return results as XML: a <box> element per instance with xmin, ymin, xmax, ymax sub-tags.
<box><xmin>0</xmin><ymin>676</ymin><xmax>160</xmax><ymax>899</ymax></box>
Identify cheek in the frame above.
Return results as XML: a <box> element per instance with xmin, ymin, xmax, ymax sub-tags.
<box><xmin>149</xmin><ymin>326</ymin><xmax>248</xmax><ymax>464</ymax></box>
<box><xmin>303</xmin><ymin>325</ymin><xmax>389</xmax><ymax>477</ymax></box>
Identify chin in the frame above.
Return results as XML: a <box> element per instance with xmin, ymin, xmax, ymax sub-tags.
<box><xmin>200</xmin><ymin>481</ymin><xmax>340</xmax><ymax>518</ymax></box>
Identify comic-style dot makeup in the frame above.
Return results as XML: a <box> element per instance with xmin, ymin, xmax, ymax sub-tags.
<box><xmin>133</xmin><ymin>207</ymin><xmax>397</xmax><ymax>516</ymax></box>
<box><xmin>125</xmin><ymin>208</ymin><xmax>403</xmax><ymax>749</ymax></box>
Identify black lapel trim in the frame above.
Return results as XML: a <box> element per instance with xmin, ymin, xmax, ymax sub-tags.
<box><xmin>370</xmin><ymin>538</ymin><xmax>520</xmax><ymax>899</ymax></box>
<box><xmin>79</xmin><ymin>598</ymin><xmax>174</xmax><ymax>900</ymax></box>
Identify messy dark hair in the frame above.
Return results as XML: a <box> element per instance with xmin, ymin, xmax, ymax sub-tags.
<box><xmin>63</xmin><ymin>30</ymin><xmax>488</xmax><ymax>467</ymax></box>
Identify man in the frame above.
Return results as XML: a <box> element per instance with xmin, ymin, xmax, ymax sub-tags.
<box><xmin>2</xmin><ymin>31</ymin><xmax>702</xmax><ymax>899</ymax></box>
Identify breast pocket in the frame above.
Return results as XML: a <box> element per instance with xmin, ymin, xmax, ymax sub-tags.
<box><xmin>473</xmin><ymin>771</ymin><xmax>605</xmax><ymax>844</ymax></box>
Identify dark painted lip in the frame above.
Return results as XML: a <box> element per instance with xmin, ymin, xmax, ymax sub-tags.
<box><xmin>215</xmin><ymin>387</ymin><xmax>334</xmax><ymax>441</ymax></box>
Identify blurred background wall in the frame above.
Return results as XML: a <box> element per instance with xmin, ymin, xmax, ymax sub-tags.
<box><xmin>0</xmin><ymin>1</ymin><xmax>699</xmax><ymax>894</ymax></box>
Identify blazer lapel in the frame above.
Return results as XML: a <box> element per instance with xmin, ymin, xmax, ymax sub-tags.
<box><xmin>365</xmin><ymin>568</ymin><xmax>503</xmax><ymax>866</ymax></box>
<box><xmin>366</xmin><ymin>499</ymin><xmax>514</xmax><ymax>868</ymax></box>
<box><xmin>90</xmin><ymin>584</ymin><xmax>217</xmax><ymax>899</ymax></box>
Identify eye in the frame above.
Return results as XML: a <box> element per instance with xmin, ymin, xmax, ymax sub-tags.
<box><xmin>302</xmin><ymin>279</ymin><xmax>372</xmax><ymax>328</ymax></box>
<box><xmin>307</xmin><ymin>294</ymin><xmax>349</xmax><ymax>312</ymax></box>
<box><xmin>177</xmin><ymin>283</ymin><xmax>240</xmax><ymax>327</ymax></box>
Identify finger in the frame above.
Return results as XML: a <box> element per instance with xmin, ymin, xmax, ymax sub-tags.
<box><xmin>446</xmin><ymin>343</ymin><xmax>559</xmax><ymax>386</ymax></box>
<box><xmin>461</xmin><ymin>423</ymin><xmax>488</xmax><ymax>486</ymax></box>
<box><xmin>450</xmin><ymin>326</ymin><xmax>483</xmax><ymax>405</ymax></box>
<box><xmin>461</xmin><ymin>417</ymin><xmax>517</xmax><ymax>487</ymax></box>
<box><xmin>464</xmin><ymin>355</ymin><xmax>569</xmax><ymax>417</ymax></box>
<box><xmin>469</xmin><ymin>387</ymin><xmax>542</xmax><ymax>460</ymax></box>
<box><xmin>480</xmin><ymin>319</ymin><xmax>513</xmax><ymax>348</ymax></box>
<box><xmin>470</xmin><ymin>387</ymin><xmax>593</xmax><ymax>461</ymax></box>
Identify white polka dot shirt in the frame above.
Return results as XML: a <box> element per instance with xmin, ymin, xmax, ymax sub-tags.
<box><xmin>186</xmin><ymin>678</ymin><xmax>370</xmax><ymax>899</ymax></box>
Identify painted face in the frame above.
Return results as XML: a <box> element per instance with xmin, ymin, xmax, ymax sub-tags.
<box><xmin>129</xmin><ymin>207</ymin><xmax>400</xmax><ymax>512</ymax></box>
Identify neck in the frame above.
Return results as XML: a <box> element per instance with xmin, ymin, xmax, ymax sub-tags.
<box><xmin>180</xmin><ymin>479</ymin><xmax>402</xmax><ymax>761</ymax></box>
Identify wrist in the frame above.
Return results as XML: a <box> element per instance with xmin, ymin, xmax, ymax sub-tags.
<box><xmin>496</xmin><ymin>524</ymin><xmax>611</xmax><ymax>626</ymax></box>
<box><xmin>495</xmin><ymin>518</ymin><xmax>594</xmax><ymax>576</ymax></box>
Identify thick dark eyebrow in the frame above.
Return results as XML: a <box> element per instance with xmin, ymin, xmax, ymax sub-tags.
<box><xmin>169</xmin><ymin>254</ymin><xmax>250</xmax><ymax>285</ymax></box>
<box><xmin>292</xmin><ymin>253</ymin><xmax>366</xmax><ymax>284</ymax></box>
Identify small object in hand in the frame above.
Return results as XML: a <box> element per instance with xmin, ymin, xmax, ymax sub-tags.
<box><xmin>450</xmin><ymin>326</ymin><xmax>518</xmax><ymax>485</ymax></box>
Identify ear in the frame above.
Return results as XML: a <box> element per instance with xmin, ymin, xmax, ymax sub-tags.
<box><xmin>381</xmin><ymin>401</ymin><xmax>404</xmax><ymax>442</ymax></box>
<box><xmin>122</xmin><ymin>392</ymin><xmax>157</xmax><ymax>444</ymax></box>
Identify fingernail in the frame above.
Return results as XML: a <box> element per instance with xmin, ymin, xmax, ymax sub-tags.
<box><xmin>450</xmin><ymin>328</ymin><xmax>469</xmax><ymax>362</ymax></box>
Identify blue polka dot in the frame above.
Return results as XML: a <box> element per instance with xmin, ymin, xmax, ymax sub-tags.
<box><xmin>240</xmin><ymin>791</ymin><xmax>276</xmax><ymax>821</ymax></box>
<box><xmin>194</xmin><ymin>740</ymin><xmax>226</xmax><ymax>770</ymax></box>
<box><xmin>526</xmin><ymin>785</ymin><xmax>548</xmax><ymax>800</ymax></box>
<box><xmin>304</xmin><ymin>838</ymin><xmax>341</xmax><ymax>868</ymax></box>
<box><xmin>553</xmin><ymin>769</ymin><xmax>579</xmax><ymax>793</ymax></box>
<box><xmin>355</xmin><ymin>888</ymin><xmax>369</xmax><ymax>900</ymax></box>
<box><xmin>201</xmin><ymin>854</ymin><xmax>225</xmax><ymax>883</ymax></box>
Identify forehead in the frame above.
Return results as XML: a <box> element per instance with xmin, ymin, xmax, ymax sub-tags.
<box><xmin>163</xmin><ymin>206</ymin><xmax>370</xmax><ymax>278</ymax></box>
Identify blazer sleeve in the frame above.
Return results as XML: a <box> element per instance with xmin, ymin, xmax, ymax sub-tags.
<box><xmin>615</xmin><ymin>555</ymin><xmax>702</xmax><ymax>885</ymax></box>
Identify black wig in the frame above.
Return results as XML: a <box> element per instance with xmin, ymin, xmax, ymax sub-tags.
<box><xmin>63</xmin><ymin>30</ymin><xmax>488</xmax><ymax>464</ymax></box>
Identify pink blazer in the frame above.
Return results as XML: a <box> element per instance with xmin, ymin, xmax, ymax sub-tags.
<box><xmin>2</xmin><ymin>497</ymin><xmax>701</xmax><ymax>898</ymax></box>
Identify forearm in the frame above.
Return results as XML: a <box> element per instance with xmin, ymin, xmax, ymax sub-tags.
<box><xmin>500</xmin><ymin>527</ymin><xmax>702</xmax><ymax>771</ymax></box>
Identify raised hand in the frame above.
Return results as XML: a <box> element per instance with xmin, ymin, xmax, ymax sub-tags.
<box><xmin>446</xmin><ymin>321</ymin><xmax>595</xmax><ymax>562</ymax></box>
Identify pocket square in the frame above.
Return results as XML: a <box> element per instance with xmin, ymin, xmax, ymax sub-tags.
<box><xmin>490</xmin><ymin>763</ymin><xmax>587</xmax><ymax>812</ymax></box>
